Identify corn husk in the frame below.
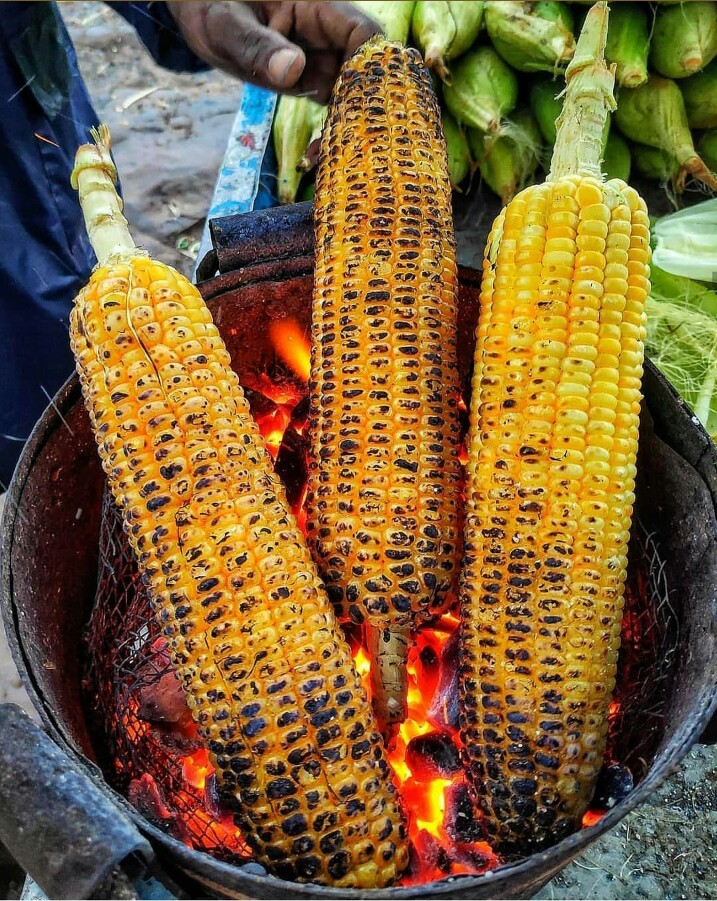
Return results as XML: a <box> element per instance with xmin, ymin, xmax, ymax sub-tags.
<box><xmin>274</xmin><ymin>95</ymin><xmax>313</xmax><ymax>204</ymax></box>
<box><xmin>646</xmin><ymin>265</ymin><xmax>717</xmax><ymax>441</ymax></box>
<box><xmin>614</xmin><ymin>75</ymin><xmax>717</xmax><ymax>191</ymax></box>
<box><xmin>603</xmin><ymin>130</ymin><xmax>631</xmax><ymax>182</ymax></box>
<box><xmin>605</xmin><ymin>2</ymin><xmax>649</xmax><ymax>88</ymax></box>
<box><xmin>530</xmin><ymin>78</ymin><xmax>563</xmax><ymax>144</ymax></box>
<box><xmin>651</xmin><ymin>1</ymin><xmax>717</xmax><ymax>79</ymax></box>
<box><xmin>297</xmin><ymin>101</ymin><xmax>328</xmax><ymax>173</ymax></box>
<box><xmin>468</xmin><ymin>108</ymin><xmax>542</xmax><ymax>204</ymax></box>
<box><xmin>698</xmin><ymin>128</ymin><xmax>717</xmax><ymax>173</ymax></box>
<box><xmin>484</xmin><ymin>1</ymin><xmax>575</xmax><ymax>73</ymax></box>
<box><xmin>412</xmin><ymin>1</ymin><xmax>484</xmax><ymax>81</ymax></box>
<box><xmin>351</xmin><ymin>1</ymin><xmax>415</xmax><ymax>44</ymax></box>
<box><xmin>530</xmin><ymin>77</ymin><xmax>609</xmax><ymax>150</ymax></box>
<box><xmin>443</xmin><ymin>45</ymin><xmax>518</xmax><ymax>134</ymax></box>
<box><xmin>442</xmin><ymin>109</ymin><xmax>472</xmax><ymax>190</ymax></box>
<box><xmin>631</xmin><ymin>142</ymin><xmax>680</xmax><ymax>183</ymax></box>
<box><xmin>681</xmin><ymin>59</ymin><xmax>717</xmax><ymax>129</ymax></box>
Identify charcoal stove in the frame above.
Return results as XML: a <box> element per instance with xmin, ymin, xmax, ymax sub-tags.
<box><xmin>2</xmin><ymin>200</ymin><xmax>717</xmax><ymax>901</ymax></box>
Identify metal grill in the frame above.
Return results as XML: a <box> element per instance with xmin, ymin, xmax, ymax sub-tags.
<box><xmin>83</xmin><ymin>489</ymin><xmax>252</xmax><ymax>865</ymax></box>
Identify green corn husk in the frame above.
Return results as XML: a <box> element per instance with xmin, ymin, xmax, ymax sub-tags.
<box><xmin>442</xmin><ymin>109</ymin><xmax>472</xmax><ymax>190</ymax></box>
<box><xmin>651</xmin><ymin>1</ymin><xmax>717</xmax><ymax>79</ymax></box>
<box><xmin>412</xmin><ymin>1</ymin><xmax>484</xmax><ymax>82</ymax></box>
<box><xmin>605</xmin><ymin>2</ymin><xmax>649</xmax><ymax>88</ymax></box>
<box><xmin>443</xmin><ymin>45</ymin><xmax>518</xmax><ymax>133</ymax></box>
<box><xmin>698</xmin><ymin>129</ymin><xmax>717</xmax><ymax>172</ymax></box>
<box><xmin>646</xmin><ymin>265</ymin><xmax>717</xmax><ymax>441</ymax></box>
<box><xmin>602</xmin><ymin>130</ymin><xmax>631</xmax><ymax>182</ymax></box>
<box><xmin>297</xmin><ymin>101</ymin><xmax>327</xmax><ymax>173</ymax></box>
<box><xmin>274</xmin><ymin>95</ymin><xmax>313</xmax><ymax>205</ymax></box>
<box><xmin>484</xmin><ymin>1</ymin><xmax>575</xmax><ymax>73</ymax></box>
<box><xmin>351</xmin><ymin>1</ymin><xmax>416</xmax><ymax>44</ymax></box>
<box><xmin>530</xmin><ymin>77</ymin><xmax>609</xmax><ymax>148</ymax></box>
<box><xmin>301</xmin><ymin>182</ymin><xmax>316</xmax><ymax>202</ymax></box>
<box><xmin>614</xmin><ymin>75</ymin><xmax>717</xmax><ymax>191</ymax></box>
<box><xmin>631</xmin><ymin>143</ymin><xmax>680</xmax><ymax>183</ymax></box>
<box><xmin>468</xmin><ymin>108</ymin><xmax>542</xmax><ymax>204</ymax></box>
<box><xmin>681</xmin><ymin>60</ymin><xmax>717</xmax><ymax>129</ymax></box>
<box><xmin>530</xmin><ymin>78</ymin><xmax>563</xmax><ymax>144</ymax></box>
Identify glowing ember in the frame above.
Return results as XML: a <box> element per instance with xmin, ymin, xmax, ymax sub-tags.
<box><xmin>182</xmin><ymin>751</ymin><xmax>210</xmax><ymax>791</ymax></box>
<box><xmin>256</xmin><ymin>405</ymin><xmax>291</xmax><ymax>459</ymax></box>
<box><xmin>269</xmin><ymin>318</ymin><xmax>311</xmax><ymax>382</ymax></box>
<box><xmin>582</xmin><ymin>810</ymin><xmax>605</xmax><ymax>828</ymax></box>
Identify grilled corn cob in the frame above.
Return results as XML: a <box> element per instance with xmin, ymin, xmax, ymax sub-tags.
<box><xmin>459</xmin><ymin>2</ymin><xmax>650</xmax><ymax>856</ymax></box>
<box><xmin>306</xmin><ymin>39</ymin><xmax>463</xmax><ymax>728</ymax></box>
<box><xmin>69</xmin><ymin>126</ymin><xmax>407</xmax><ymax>888</ymax></box>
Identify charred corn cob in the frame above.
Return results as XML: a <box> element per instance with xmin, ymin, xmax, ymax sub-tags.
<box><xmin>69</xmin><ymin>126</ymin><xmax>407</xmax><ymax>888</ymax></box>
<box><xmin>459</xmin><ymin>2</ymin><xmax>650</xmax><ymax>856</ymax></box>
<box><xmin>306</xmin><ymin>40</ymin><xmax>463</xmax><ymax>728</ymax></box>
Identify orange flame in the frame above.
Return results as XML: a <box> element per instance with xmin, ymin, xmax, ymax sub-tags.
<box><xmin>256</xmin><ymin>406</ymin><xmax>291</xmax><ymax>459</ymax></box>
<box><xmin>182</xmin><ymin>751</ymin><xmax>210</xmax><ymax>791</ymax></box>
<box><xmin>269</xmin><ymin>319</ymin><xmax>311</xmax><ymax>382</ymax></box>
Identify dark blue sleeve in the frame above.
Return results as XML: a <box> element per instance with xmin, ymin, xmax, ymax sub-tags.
<box><xmin>105</xmin><ymin>2</ymin><xmax>209</xmax><ymax>73</ymax></box>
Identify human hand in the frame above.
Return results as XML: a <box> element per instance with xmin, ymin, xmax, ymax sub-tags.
<box><xmin>167</xmin><ymin>1</ymin><xmax>382</xmax><ymax>103</ymax></box>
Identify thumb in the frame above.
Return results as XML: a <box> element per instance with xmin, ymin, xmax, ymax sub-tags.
<box><xmin>201</xmin><ymin>2</ymin><xmax>306</xmax><ymax>90</ymax></box>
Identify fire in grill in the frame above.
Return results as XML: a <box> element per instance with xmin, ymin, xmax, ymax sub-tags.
<box><xmin>81</xmin><ymin>317</ymin><xmax>673</xmax><ymax>888</ymax></box>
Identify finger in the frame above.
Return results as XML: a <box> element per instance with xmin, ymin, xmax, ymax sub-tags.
<box><xmin>201</xmin><ymin>2</ymin><xmax>307</xmax><ymax>90</ymax></box>
<box><xmin>289</xmin><ymin>51</ymin><xmax>343</xmax><ymax>105</ymax></box>
<box><xmin>271</xmin><ymin>2</ymin><xmax>382</xmax><ymax>56</ymax></box>
<box><xmin>315</xmin><ymin>1</ymin><xmax>383</xmax><ymax>58</ymax></box>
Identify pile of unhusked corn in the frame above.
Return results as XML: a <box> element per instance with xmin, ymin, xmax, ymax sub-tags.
<box><xmin>275</xmin><ymin>0</ymin><xmax>717</xmax><ymax>205</ymax></box>
<box><xmin>68</xmin><ymin>0</ymin><xmax>649</xmax><ymax>887</ymax></box>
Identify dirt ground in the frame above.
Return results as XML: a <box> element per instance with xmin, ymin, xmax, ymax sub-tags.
<box><xmin>0</xmin><ymin>3</ymin><xmax>716</xmax><ymax>899</ymax></box>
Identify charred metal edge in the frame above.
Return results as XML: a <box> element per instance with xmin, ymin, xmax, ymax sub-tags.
<box><xmin>0</xmin><ymin>704</ymin><xmax>153</xmax><ymax>900</ymax></box>
<box><xmin>208</xmin><ymin>201</ymin><xmax>314</xmax><ymax>277</ymax></box>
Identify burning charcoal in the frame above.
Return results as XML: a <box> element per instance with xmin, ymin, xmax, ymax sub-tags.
<box><xmin>449</xmin><ymin>840</ymin><xmax>497</xmax><ymax>875</ymax></box>
<box><xmin>419</xmin><ymin>644</ymin><xmax>439</xmax><ymax>677</ymax></box>
<box><xmin>136</xmin><ymin>670</ymin><xmax>190</xmax><ymax>725</ymax></box>
<box><xmin>274</xmin><ymin>425</ymin><xmax>309</xmax><ymax>508</ymax></box>
<box><xmin>243</xmin><ymin>386</ymin><xmax>284</xmax><ymax>421</ymax></box>
<box><xmin>593</xmin><ymin>762</ymin><xmax>634</xmax><ymax>809</ymax></box>
<box><xmin>444</xmin><ymin>780</ymin><xmax>484</xmax><ymax>844</ymax></box>
<box><xmin>413</xmin><ymin>643</ymin><xmax>441</xmax><ymax>701</ymax></box>
<box><xmin>147</xmin><ymin>725</ymin><xmax>203</xmax><ymax>756</ymax></box>
<box><xmin>288</xmin><ymin>393</ymin><xmax>310</xmax><ymax>429</ymax></box>
<box><xmin>128</xmin><ymin>774</ymin><xmax>173</xmax><ymax>828</ymax></box>
<box><xmin>406</xmin><ymin>731</ymin><xmax>462</xmax><ymax>782</ymax></box>
<box><xmin>204</xmin><ymin>773</ymin><xmax>240</xmax><ymax>822</ymax></box>
<box><xmin>427</xmin><ymin>629</ymin><xmax>460</xmax><ymax>730</ymax></box>
<box><xmin>405</xmin><ymin>829</ymin><xmax>451</xmax><ymax>885</ymax></box>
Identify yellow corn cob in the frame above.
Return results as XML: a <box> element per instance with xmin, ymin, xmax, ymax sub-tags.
<box><xmin>306</xmin><ymin>39</ymin><xmax>463</xmax><ymax>728</ymax></box>
<box><xmin>69</xmin><ymin>127</ymin><xmax>408</xmax><ymax>888</ymax></box>
<box><xmin>459</xmin><ymin>2</ymin><xmax>650</xmax><ymax>856</ymax></box>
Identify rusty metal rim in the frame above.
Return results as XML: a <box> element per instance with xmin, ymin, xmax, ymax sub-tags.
<box><xmin>2</xmin><ymin>363</ymin><xmax>717</xmax><ymax>899</ymax></box>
